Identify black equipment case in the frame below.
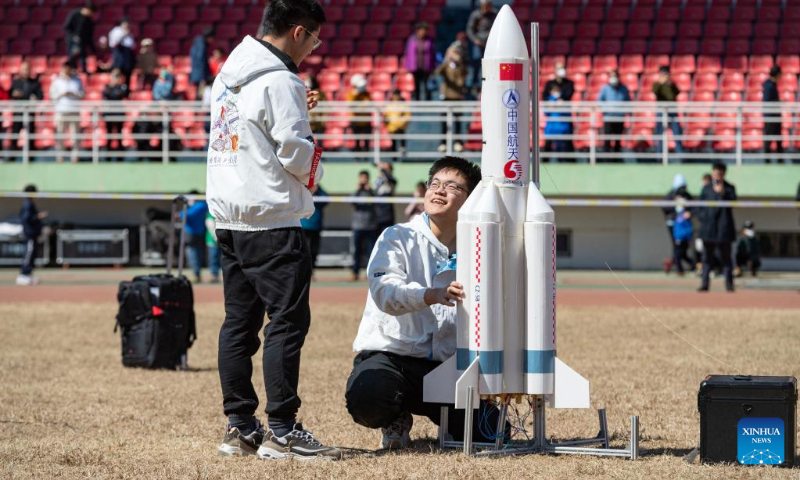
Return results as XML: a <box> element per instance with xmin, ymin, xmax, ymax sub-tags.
<box><xmin>115</xmin><ymin>196</ymin><xmax>197</xmax><ymax>369</ymax></box>
<box><xmin>698</xmin><ymin>375</ymin><xmax>797</xmax><ymax>466</ymax></box>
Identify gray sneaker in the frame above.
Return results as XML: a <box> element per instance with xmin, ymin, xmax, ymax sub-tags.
<box><xmin>257</xmin><ymin>423</ymin><xmax>342</xmax><ymax>461</ymax></box>
<box><xmin>380</xmin><ymin>411</ymin><xmax>412</xmax><ymax>449</ymax></box>
<box><xmin>218</xmin><ymin>420</ymin><xmax>265</xmax><ymax>457</ymax></box>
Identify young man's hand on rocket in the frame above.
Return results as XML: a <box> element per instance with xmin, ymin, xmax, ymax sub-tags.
<box><xmin>424</xmin><ymin>281</ymin><xmax>464</xmax><ymax>307</ymax></box>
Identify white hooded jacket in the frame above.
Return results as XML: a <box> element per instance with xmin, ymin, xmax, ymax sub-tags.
<box><xmin>206</xmin><ymin>36</ymin><xmax>322</xmax><ymax>231</ymax></box>
<box><xmin>352</xmin><ymin>214</ymin><xmax>457</xmax><ymax>362</ymax></box>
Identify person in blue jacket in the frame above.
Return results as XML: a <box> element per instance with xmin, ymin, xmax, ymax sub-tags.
<box><xmin>543</xmin><ymin>84</ymin><xmax>572</xmax><ymax>163</ymax></box>
<box><xmin>300</xmin><ymin>184</ymin><xmax>328</xmax><ymax>278</ymax></box>
<box><xmin>17</xmin><ymin>185</ymin><xmax>47</xmax><ymax>286</ymax></box>
<box><xmin>671</xmin><ymin>192</ymin><xmax>695</xmax><ymax>276</ymax></box>
<box><xmin>181</xmin><ymin>190</ymin><xmax>209</xmax><ymax>283</ymax></box>
<box><xmin>597</xmin><ymin>70</ymin><xmax>631</xmax><ymax>157</ymax></box>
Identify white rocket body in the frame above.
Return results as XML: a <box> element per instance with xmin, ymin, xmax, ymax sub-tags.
<box><xmin>424</xmin><ymin>5</ymin><xmax>589</xmax><ymax>408</ymax></box>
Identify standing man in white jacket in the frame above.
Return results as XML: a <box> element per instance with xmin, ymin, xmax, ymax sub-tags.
<box><xmin>346</xmin><ymin>157</ymin><xmax>499</xmax><ymax>449</ymax></box>
<box><xmin>208</xmin><ymin>0</ymin><xmax>341</xmax><ymax>460</ymax></box>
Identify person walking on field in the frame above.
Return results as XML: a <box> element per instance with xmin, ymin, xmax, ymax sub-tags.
<box><xmin>207</xmin><ymin>0</ymin><xmax>340</xmax><ymax>460</ymax></box>
<box><xmin>698</xmin><ymin>162</ymin><xmax>737</xmax><ymax>292</ymax></box>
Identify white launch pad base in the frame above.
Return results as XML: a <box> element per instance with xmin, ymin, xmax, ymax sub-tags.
<box><xmin>439</xmin><ymin>391</ymin><xmax>640</xmax><ymax>460</ymax></box>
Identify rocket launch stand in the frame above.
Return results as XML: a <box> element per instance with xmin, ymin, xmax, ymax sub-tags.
<box><xmin>437</xmin><ymin>392</ymin><xmax>640</xmax><ymax>459</ymax></box>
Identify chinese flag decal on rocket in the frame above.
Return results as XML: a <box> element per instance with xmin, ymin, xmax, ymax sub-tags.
<box><xmin>500</xmin><ymin>63</ymin><xmax>523</xmax><ymax>81</ymax></box>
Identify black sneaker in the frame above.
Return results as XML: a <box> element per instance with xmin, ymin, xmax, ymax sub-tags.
<box><xmin>257</xmin><ymin>423</ymin><xmax>342</xmax><ymax>461</ymax></box>
<box><xmin>218</xmin><ymin>420</ymin><xmax>265</xmax><ymax>457</ymax></box>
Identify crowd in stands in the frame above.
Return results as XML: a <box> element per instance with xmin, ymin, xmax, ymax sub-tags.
<box><xmin>1</xmin><ymin>0</ymin><xmax>799</xmax><ymax>162</ymax></box>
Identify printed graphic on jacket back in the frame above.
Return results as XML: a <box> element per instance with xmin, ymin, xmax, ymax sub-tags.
<box><xmin>209</xmin><ymin>88</ymin><xmax>241</xmax><ymax>167</ymax></box>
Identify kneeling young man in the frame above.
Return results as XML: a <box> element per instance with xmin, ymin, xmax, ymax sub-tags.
<box><xmin>346</xmin><ymin>156</ymin><xmax>498</xmax><ymax>449</ymax></box>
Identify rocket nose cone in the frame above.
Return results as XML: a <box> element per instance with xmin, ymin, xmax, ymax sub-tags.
<box><xmin>485</xmin><ymin>5</ymin><xmax>529</xmax><ymax>60</ymax></box>
<box><xmin>526</xmin><ymin>182</ymin><xmax>555</xmax><ymax>222</ymax></box>
<box><xmin>474</xmin><ymin>182</ymin><xmax>502</xmax><ymax>222</ymax></box>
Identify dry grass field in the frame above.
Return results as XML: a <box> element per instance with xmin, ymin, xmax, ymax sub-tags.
<box><xmin>1</xmin><ymin>299</ymin><xmax>799</xmax><ymax>479</ymax></box>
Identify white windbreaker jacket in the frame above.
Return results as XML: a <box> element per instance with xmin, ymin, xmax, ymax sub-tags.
<box><xmin>206</xmin><ymin>36</ymin><xmax>322</xmax><ymax>231</ymax></box>
<box><xmin>352</xmin><ymin>214</ymin><xmax>457</xmax><ymax>362</ymax></box>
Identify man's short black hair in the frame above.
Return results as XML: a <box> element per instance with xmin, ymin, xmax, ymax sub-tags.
<box><xmin>770</xmin><ymin>65</ymin><xmax>782</xmax><ymax>78</ymax></box>
<box><xmin>262</xmin><ymin>0</ymin><xmax>326</xmax><ymax>38</ymax></box>
<box><xmin>358</xmin><ymin>170</ymin><xmax>370</xmax><ymax>177</ymax></box>
<box><xmin>428</xmin><ymin>156</ymin><xmax>482</xmax><ymax>193</ymax></box>
<box><xmin>712</xmin><ymin>161</ymin><xmax>727</xmax><ymax>173</ymax></box>
<box><xmin>23</xmin><ymin>184</ymin><xmax>37</xmax><ymax>193</ymax></box>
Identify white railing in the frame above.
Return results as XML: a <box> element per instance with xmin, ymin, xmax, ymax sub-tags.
<box><xmin>2</xmin><ymin>100</ymin><xmax>800</xmax><ymax>165</ymax></box>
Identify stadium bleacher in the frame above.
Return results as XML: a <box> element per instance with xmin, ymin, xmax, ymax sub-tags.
<box><xmin>0</xmin><ymin>0</ymin><xmax>798</xmax><ymax>155</ymax></box>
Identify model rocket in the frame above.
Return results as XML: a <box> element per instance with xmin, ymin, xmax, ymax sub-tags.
<box><xmin>424</xmin><ymin>5</ymin><xmax>589</xmax><ymax>409</ymax></box>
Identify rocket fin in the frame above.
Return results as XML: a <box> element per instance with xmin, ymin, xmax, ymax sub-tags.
<box><xmin>422</xmin><ymin>354</ymin><xmax>457</xmax><ymax>404</ymax></box>
<box><xmin>546</xmin><ymin>357</ymin><xmax>590</xmax><ymax>409</ymax></box>
<box><xmin>455</xmin><ymin>357</ymin><xmax>481</xmax><ymax>410</ymax></box>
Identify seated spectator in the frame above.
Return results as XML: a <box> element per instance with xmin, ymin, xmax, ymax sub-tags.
<box><xmin>597</xmin><ymin>70</ymin><xmax>631</xmax><ymax>157</ymax></box>
<box><xmin>137</xmin><ymin>38</ymin><xmax>158</xmax><ymax>90</ymax></box>
<box><xmin>153</xmin><ymin>67</ymin><xmax>175</xmax><ymax>101</ymax></box>
<box><xmin>102</xmin><ymin>69</ymin><xmax>129</xmax><ymax>161</ymax></box>
<box><xmin>735</xmin><ymin>221</ymin><xmax>762</xmax><ymax>278</ymax></box>
<box><xmin>10</xmin><ymin>61</ymin><xmax>44</xmax><ymax>158</ymax></box>
<box><xmin>109</xmin><ymin>18</ymin><xmax>136</xmax><ymax>85</ymax></box>
<box><xmin>209</xmin><ymin>48</ymin><xmax>226</xmax><ymax>77</ymax></box>
<box><xmin>385</xmin><ymin>90</ymin><xmax>410</xmax><ymax>154</ymax></box>
<box><xmin>95</xmin><ymin>36</ymin><xmax>113</xmax><ymax>73</ymax></box>
<box><xmin>346</xmin><ymin>74</ymin><xmax>372</xmax><ymax>153</ymax></box>
<box><xmin>49</xmin><ymin>61</ymin><xmax>85</xmax><ymax>163</ymax></box>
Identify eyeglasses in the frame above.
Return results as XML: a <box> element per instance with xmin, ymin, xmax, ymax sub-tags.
<box><xmin>427</xmin><ymin>179</ymin><xmax>468</xmax><ymax>195</ymax></box>
<box><xmin>291</xmin><ymin>24</ymin><xmax>322</xmax><ymax>51</ymax></box>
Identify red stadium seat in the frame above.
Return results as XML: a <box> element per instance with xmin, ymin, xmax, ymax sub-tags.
<box><xmin>395</xmin><ymin>72</ymin><xmax>415</xmax><ymax>93</ymax></box>
<box><xmin>370</xmin><ymin>7</ymin><xmax>392</xmax><ymax>23</ymax></box>
<box><xmin>754</xmin><ymin>22</ymin><xmax>779</xmax><ymax>39</ymax></box>
<box><xmin>175</xmin><ymin>7</ymin><xmax>198</xmax><ymax>22</ymax></box>
<box><xmin>622</xmin><ymin>39</ymin><xmax>647</xmax><ymax>55</ymax></box>
<box><xmin>652</xmin><ymin>22</ymin><xmax>676</xmax><ymax>39</ymax></box>
<box><xmin>545</xmin><ymin>40</ymin><xmax>570</xmax><ymax>56</ymax></box>
<box><xmin>705</xmin><ymin>6</ymin><xmax>728</xmax><ymax>22</ymax></box>
<box><xmin>369</xmin><ymin>72</ymin><xmax>392</xmax><ymax>93</ymax></box>
<box><xmin>722</xmin><ymin>56</ymin><xmax>747</xmax><ymax>73</ymax></box>
<box><xmin>355</xmin><ymin>41</ymin><xmax>380</xmax><ymax>56</ymax></box>
<box><xmin>619</xmin><ymin>55</ymin><xmax>643</xmax><ymax>74</ymax></box>
<box><xmin>388</xmin><ymin>24</ymin><xmax>411</xmax><ymax>40</ymax></box>
<box><xmin>691</xmin><ymin>90</ymin><xmax>715</xmax><ymax>102</ymax></box>
<box><xmin>576</xmin><ymin>22</ymin><xmax>599</xmax><ymax>39</ymax></box>
<box><xmin>621</xmin><ymin>72</ymin><xmax>639</xmax><ymax>92</ymax></box>
<box><xmin>531</xmin><ymin>7</ymin><xmax>556</xmax><ymax>23</ymax></box>
<box><xmin>649</xmin><ymin>40</ymin><xmax>674</xmax><ymax>55</ymax></box>
<box><xmin>640</xmin><ymin>72</ymin><xmax>659</xmax><ymax>92</ymax></box>
<box><xmin>712</xmin><ymin>129</ymin><xmax>736</xmax><ymax>152</ymax></box>
<box><xmin>316</xmin><ymin>71</ymin><xmax>341</xmax><ymax>94</ymax></box>
<box><xmin>741</xmin><ymin>129</ymin><xmax>763</xmax><ymax>152</ymax></box>
<box><xmin>603</xmin><ymin>22</ymin><xmax>625</xmax><ymax>38</ymax></box>
<box><xmin>732</xmin><ymin>5</ymin><xmax>755</xmax><ymax>22</ymax></box>
<box><xmin>699</xmin><ymin>39</ymin><xmax>724</xmax><ymax>56</ymax></box>
<box><xmin>777</xmin><ymin>55</ymin><xmax>800</xmax><ymax>75</ymax></box>
<box><xmin>644</xmin><ymin>55</ymin><xmax>670</xmax><ymax>73</ymax></box>
<box><xmin>581</xmin><ymin>7</ymin><xmax>605</xmax><ymax>22</ymax></box>
<box><xmin>631</xmin><ymin>6</ymin><xmax>655</xmax><ymax>22</ymax></box>
<box><xmin>607</xmin><ymin>6</ymin><xmax>630</xmax><ymax>22</ymax></box>
<box><xmin>374</xmin><ymin>56</ymin><xmax>399</xmax><ymax>74</ymax></box>
<box><xmin>778</xmin><ymin>75</ymin><xmax>799</xmax><ymax>92</ymax></box>
<box><xmin>675</xmin><ymin>40</ymin><xmax>699</xmax><ymax>55</ymax></box>
<box><xmin>727</xmin><ymin>22</ymin><xmax>753</xmax><ymax>39</ymax></box>
<box><xmin>592</xmin><ymin>55</ymin><xmax>618</xmax><ymax>72</ymax></box>
<box><xmin>757</xmin><ymin>6</ymin><xmax>781</xmax><ymax>23</ymax></box>
<box><xmin>567</xmin><ymin>55</ymin><xmax>592</xmax><ymax>74</ymax></box>
<box><xmin>29</xmin><ymin>7</ymin><xmax>53</xmax><ymax>23</ymax></box>
<box><xmin>779</xmin><ymin>39</ymin><xmax>800</xmax><ymax>55</ymax></box>
<box><xmin>693</xmin><ymin>72</ymin><xmax>718</xmax><ymax>91</ymax></box>
<box><xmin>395</xmin><ymin>7</ymin><xmax>418</xmax><ymax>23</ymax></box>
<box><xmin>344</xmin><ymin>6</ymin><xmax>368</xmax><ymax>23</ymax></box>
<box><xmin>746</xmin><ymin>73</ymin><xmax>769</xmax><ymax>92</ymax></box>
<box><xmin>553</xmin><ymin>24</ymin><xmax>577</xmax><ymax>39</ymax></box>
<box><xmin>571</xmin><ymin>39</ymin><xmax>596</xmax><ymax>56</ymax></box>
<box><xmin>382</xmin><ymin>40</ymin><xmax>405</xmax><ymax>56</ymax></box>
<box><xmin>720</xmin><ymin>73</ymin><xmax>745</xmax><ymax>92</ymax></box>
<box><xmin>557</xmin><ymin>7</ymin><xmax>580</xmax><ymax>22</ymax></box>
<box><xmin>363</xmin><ymin>24</ymin><xmax>386</xmax><ymax>40</ymax></box>
<box><xmin>338</xmin><ymin>24</ymin><xmax>362</xmax><ymax>40</ymax></box>
<box><xmin>349</xmin><ymin>56</ymin><xmax>373</xmax><ymax>74</ymax></box>
<box><xmin>657</xmin><ymin>7</ymin><xmax>680</xmax><ymax>22</ymax></box>
<box><xmin>752</xmin><ymin>40</ymin><xmax>777</xmax><ymax>56</ymax></box>
<box><xmin>697</xmin><ymin>55</ymin><xmax>722</xmax><ymax>74</ymax></box>
<box><xmin>627</xmin><ymin>23</ymin><xmax>649</xmax><ymax>38</ymax></box>
<box><xmin>726</xmin><ymin>40</ymin><xmax>751</xmax><ymax>57</ymax></box>
<box><xmin>670</xmin><ymin>55</ymin><xmax>695</xmax><ymax>74</ymax></box>
<box><xmin>419</xmin><ymin>7</ymin><xmax>443</xmax><ymax>23</ymax></box>
<box><xmin>323</xmin><ymin>56</ymin><xmax>348</xmax><ymax>73</ymax></box>
<box><xmin>677</xmin><ymin>22</ymin><xmax>702</xmax><ymax>38</ymax></box>
<box><xmin>325</xmin><ymin>7</ymin><xmax>344</xmax><ymax>23</ymax></box>
<box><xmin>719</xmin><ymin>91</ymin><xmax>742</xmax><ymax>102</ymax></box>
<box><xmin>597</xmin><ymin>40</ymin><xmax>621</xmax><ymax>56</ymax></box>
<box><xmin>704</xmin><ymin>22</ymin><xmax>728</xmax><ymax>38</ymax></box>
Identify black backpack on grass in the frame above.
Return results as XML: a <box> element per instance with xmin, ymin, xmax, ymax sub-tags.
<box><xmin>115</xmin><ymin>197</ymin><xmax>197</xmax><ymax>369</ymax></box>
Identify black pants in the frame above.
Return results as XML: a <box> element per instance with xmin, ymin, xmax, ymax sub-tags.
<box><xmin>412</xmin><ymin>69</ymin><xmax>429</xmax><ymax>101</ymax></box>
<box><xmin>701</xmin><ymin>240</ymin><xmax>734</xmax><ymax>291</ymax></box>
<box><xmin>603</xmin><ymin>120</ymin><xmax>625</xmax><ymax>155</ymax></box>
<box><xmin>12</xmin><ymin>121</ymin><xmax>36</xmax><ymax>155</ymax></box>
<box><xmin>390</xmin><ymin>128</ymin><xmax>406</xmax><ymax>152</ymax></box>
<box><xmin>764</xmin><ymin>120</ymin><xmax>783</xmax><ymax>163</ymax></box>
<box><xmin>216</xmin><ymin>228</ymin><xmax>312</xmax><ymax>422</ymax></box>
<box><xmin>20</xmin><ymin>237</ymin><xmax>37</xmax><ymax>276</ymax></box>
<box><xmin>672</xmin><ymin>239</ymin><xmax>693</xmax><ymax>274</ymax></box>
<box><xmin>345</xmin><ymin>351</ymin><xmax>500</xmax><ymax>442</ymax></box>
<box><xmin>351</xmin><ymin>228</ymin><xmax>377</xmax><ymax>276</ymax></box>
<box><xmin>105</xmin><ymin>120</ymin><xmax>124</xmax><ymax>161</ymax></box>
<box><xmin>302</xmin><ymin>229</ymin><xmax>321</xmax><ymax>270</ymax></box>
<box><xmin>351</xmin><ymin>124</ymin><xmax>371</xmax><ymax>153</ymax></box>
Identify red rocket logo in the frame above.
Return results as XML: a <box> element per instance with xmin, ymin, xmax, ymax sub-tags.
<box><xmin>504</xmin><ymin>160</ymin><xmax>523</xmax><ymax>180</ymax></box>
<box><xmin>500</xmin><ymin>63</ymin><xmax>523</xmax><ymax>81</ymax></box>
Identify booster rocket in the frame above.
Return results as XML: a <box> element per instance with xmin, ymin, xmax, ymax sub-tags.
<box><xmin>424</xmin><ymin>5</ymin><xmax>589</xmax><ymax>409</ymax></box>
